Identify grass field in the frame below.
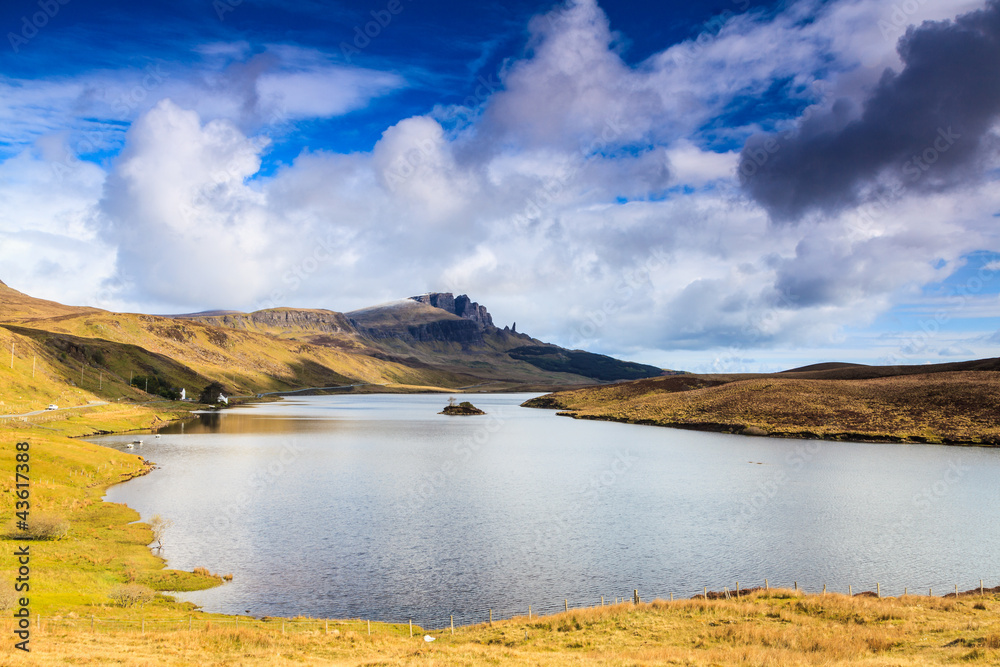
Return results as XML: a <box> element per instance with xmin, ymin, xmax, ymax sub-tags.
<box><xmin>0</xmin><ymin>589</ymin><xmax>997</xmax><ymax>665</ymax></box>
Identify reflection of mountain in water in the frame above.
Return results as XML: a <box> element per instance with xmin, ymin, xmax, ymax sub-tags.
<box><xmin>158</xmin><ymin>412</ymin><xmax>340</xmax><ymax>435</ymax></box>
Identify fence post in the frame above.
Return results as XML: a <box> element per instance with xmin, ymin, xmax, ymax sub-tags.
<box><xmin>981</xmin><ymin>580</ymin><xmax>984</xmax><ymax>596</ymax></box>
<box><xmin>849</xmin><ymin>585</ymin><xmax>852</xmax><ymax>596</ymax></box>
<box><xmin>368</xmin><ymin>619</ymin><xmax>371</xmax><ymax>636</ymax></box>
<box><xmin>409</xmin><ymin>620</ymin><xmax>412</xmax><ymax>637</ymax></box>
<box><xmin>634</xmin><ymin>589</ymin><xmax>639</xmax><ymax>605</ymax></box>
<box><xmin>765</xmin><ymin>578</ymin><xmax>768</xmax><ymax>591</ymax></box>
<box><xmin>564</xmin><ymin>599</ymin><xmax>568</xmax><ymax>612</ymax></box>
<box><xmin>955</xmin><ymin>584</ymin><xmax>959</xmax><ymax>598</ymax></box>
<box><xmin>601</xmin><ymin>596</ymin><xmax>604</xmax><ymax>606</ymax></box>
<box><xmin>877</xmin><ymin>583</ymin><xmax>881</xmax><ymax>599</ymax></box>
<box><xmin>325</xmin><ymin>621</ymin><xmax>328</xmax><ymax>634</ymax></box>
<box><xmin>794</xmin><ymin>581</ymin><xmax>798</xmax><ymax>591</ymax></box>
<box><xmin>282</xmin><ymin>621</ymin><xmax>285</xmax><ymax>634</ymax></box>
<box><xmin>822</xmin><ymin>584</ymin><xmax>826</xmax><ymax>594</ymax></box>
<box><xmin>670</xmin><ymin>593</ymin><xmax>673</xmax><ymax>601</ymax></box>
<box><xmin>450</xmin><ymin>616</ymin><xmax>453</xmax><ymax>635</ymax></box>
<box><xmin>704</xmin><ymin>587</ymin><xmax>707</xmax><ymax>598</ymax></box>
<box><xmin>489</xmin><ymin>609</ymin><xmax>492</xmax><ymax>626</ymax></box>
<box><xmin>736</xmin><ymin>582</ymin><xmax>740</xmax><ymax>598</ymax></box>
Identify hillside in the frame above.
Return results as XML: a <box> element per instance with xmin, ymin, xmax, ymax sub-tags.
<box><xmin>187</xmin><ymin>292</ymin><xmax>664</xmax><ymax>388</ymax></box>
<box><xmin>524</xmin><ymin>361</ymin><xmax>1000</xmax><ymax>445</ymax></box>
<box><xmin>0</xmin><ymin>283</ymin><xmax>662</xmax><ymax>412</ymax></box>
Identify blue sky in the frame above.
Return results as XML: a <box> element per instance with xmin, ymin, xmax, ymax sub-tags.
<box><xmin>1</xmin><ymin>0</ymin><xmax>999</xmax><ymax>371</ymax></box>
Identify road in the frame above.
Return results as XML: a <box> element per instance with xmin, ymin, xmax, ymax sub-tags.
<box><xmin>0</xmin><ymin>401</ymin><xmax>108</xmax><ymax>419</ymax></box>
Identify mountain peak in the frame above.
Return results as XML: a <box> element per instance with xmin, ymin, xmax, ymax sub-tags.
<box><xmin>410</xmin><ymin>293</ymin><xmax>494</xmax><ymax>329</ymax></box>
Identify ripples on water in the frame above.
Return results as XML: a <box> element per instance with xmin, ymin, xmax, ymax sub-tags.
<box><xmin>97</xmin><ymin>393</ymin><xmax>1000</xmax><ymax>627</ymax></box>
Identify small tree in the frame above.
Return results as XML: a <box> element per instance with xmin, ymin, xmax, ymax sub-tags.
<box><xmin>149</xmin><ymin>514</ymin><xmax>173</xmax><ymax>550</ymax></box>
<box><xmin>447</xmin><ymin>396</ymin><xmax>457</xmax><ymax>407</ymax></box>
<box><xmin>108</xmin><ymin>584</ymin><xmax>155</xmax><ymax>608</ymax></box>
<box><xmin>198</xmin><ymin>381</ymin><xmax>226</xmax><ymax>404</ymax></box>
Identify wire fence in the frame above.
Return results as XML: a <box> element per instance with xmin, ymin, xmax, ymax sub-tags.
<box><xmin>9</xmin><ymin>579</ymin><xmax>997</xmax><ymax>637</ymax></box>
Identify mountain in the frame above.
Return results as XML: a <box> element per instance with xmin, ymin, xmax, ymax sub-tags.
<box><xmin>0</xmin><ymin>283</ymin><xmax>663</xmax><ymax>410</ymax></box>
<box><xmin>192</xmin><ymin>292</ymin><xmax>665</xmax><ymax>387</ymax></box>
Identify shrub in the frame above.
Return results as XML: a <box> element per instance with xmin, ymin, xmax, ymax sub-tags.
<box><xmin>5</xmin><ymin>515</ymin><xmax>69</xmax><ymax>540</ymax></box>
<box><xmin>108</xmin><ymin>584</ymin><xmax>155</xmax><ymax>608</ymax></box>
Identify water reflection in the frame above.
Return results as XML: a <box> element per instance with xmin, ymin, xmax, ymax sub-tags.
<box><xmin>158</xmin><ymin>411</ymin><xmax>339</xmax><ymax>435</ymax></box>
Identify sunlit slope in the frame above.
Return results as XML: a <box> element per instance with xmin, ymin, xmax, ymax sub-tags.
<box><xmin>0</xmin><ymin>325</ymin><xmax>111</xmax><ymax>414</ymax></box>
<box><xmin>6</xmin><ymin>311</ymin><xmax>473</xmax><ymax>395</ymax></box>
<box><xmin>0</xmin><ymin>279</ymin><xmax>98</xmax><ymax>322</ymax></box>
<box><xmin>0</xmin><ymin>282</ymin><xmax>476</xmax><ymax>397</ymax></box>
<box><xmin>526</xmin><ymin>370</ymin><xmax>1000</xmax><ymax>444</ymax></box>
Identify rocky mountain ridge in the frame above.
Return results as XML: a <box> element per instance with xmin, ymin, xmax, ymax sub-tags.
<box><xmin>410</xmin><ymin>293</ymin><xmax>495</xmax><ymax>329</ymax></box>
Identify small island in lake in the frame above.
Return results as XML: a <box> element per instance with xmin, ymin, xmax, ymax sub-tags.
<box><xmin>440</xmin><ymin>398</ymin><xmax>486</xmax><ymax>415</ymax></box>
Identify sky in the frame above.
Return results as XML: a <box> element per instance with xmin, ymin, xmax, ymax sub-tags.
<box><xmin>1</xmin><ymin>0</ymin><xmax>999</xmax><ymax>372</ymax></box>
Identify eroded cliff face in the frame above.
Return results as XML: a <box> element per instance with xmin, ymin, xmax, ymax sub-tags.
<box><xmin>410</xmin><ymin>293</ymin><xmax>495</xmax><ymax>329</ymax></box>
<box><xmin>192</xmin><ymin>309</ymin><xmax>354</xmax><ymax>334</ymax></box>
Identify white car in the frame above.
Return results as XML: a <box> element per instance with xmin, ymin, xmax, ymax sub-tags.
<box><xmin>46</xmin><ymin>404</ymin><xmax>58</xmax><ymax>411</ymax></box>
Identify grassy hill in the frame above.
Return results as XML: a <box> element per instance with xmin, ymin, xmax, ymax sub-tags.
<box><xmin>524</xmin><ymin>361</ymin><xmax>1000</xmax><ymax>445</ymax></box>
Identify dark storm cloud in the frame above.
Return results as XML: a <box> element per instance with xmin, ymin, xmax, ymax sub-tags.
<box><xmin>739</xmin><ymin>0</ymin><xmax>1000</xmax><ymax>222</ymax></box>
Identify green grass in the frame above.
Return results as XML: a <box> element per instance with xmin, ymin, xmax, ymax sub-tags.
<box><xmin>0</xmin><ymin>405</ymin><xmax>220</xmax><ymax>617</ymax></box>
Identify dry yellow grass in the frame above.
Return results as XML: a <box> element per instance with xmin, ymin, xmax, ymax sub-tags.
<box><xmin>0</xmin><ymin>590</ymin><xmax>997</xmax><ymax>665</ymax></box>
<box><xmin>528</xmin><ymin>372</ymin><xmax>1000</xmax><ymax>444</ymax></box>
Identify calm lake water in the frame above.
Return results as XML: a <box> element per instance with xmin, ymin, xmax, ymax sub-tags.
<box><xmin>95</xmin><ymin>393</ymin><xmax>1000</xmax><ymax>627</ymax></box>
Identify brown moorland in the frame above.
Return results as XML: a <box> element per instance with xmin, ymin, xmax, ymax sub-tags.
<box><xmin>524</xmin><ymin>363</ymin><xmax>1000</xmax><ymax>444</ymax></box>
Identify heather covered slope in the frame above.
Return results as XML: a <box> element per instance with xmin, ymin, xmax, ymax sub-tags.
<box><xmin>524</xmin><ymin>363</ymin><xmax>1000</xmax><ymax>445</ymax></box>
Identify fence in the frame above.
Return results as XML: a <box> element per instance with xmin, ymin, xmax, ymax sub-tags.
<box><xmin>11</xmin><ymin>579</ymin><xmax>998</xmax><ymax>637</ymax></box>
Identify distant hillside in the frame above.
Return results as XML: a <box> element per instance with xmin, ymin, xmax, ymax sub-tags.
<box><xmin>507</xmin><ymin>346</ymin><xmax>663</xmax><ymax>381</ymax></box>
<box><xmin>780</xmin><ymin>362</ymin><xmax>867</xmax><ymax>373</ymax></box>
<box><xmin>778</xmin><ymin>358</ymin><xmax>1000</xmax><ymax>380</ymax></box>
<box><xmin>524</xmin><ymin>361</ymin><xmax>1000</xmax><ymax>445</ymax></box>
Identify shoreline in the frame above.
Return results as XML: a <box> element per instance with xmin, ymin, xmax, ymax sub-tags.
<box><xmin>552</xmin><ymin>410</ymin><xmax>1000</xmax><ymax>447</ymax></box>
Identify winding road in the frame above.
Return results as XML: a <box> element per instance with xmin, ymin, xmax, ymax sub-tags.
<box><xmin>0</xmin><ymin>401</ymin><xmax>108</xmax><ymax>420</ymax></box>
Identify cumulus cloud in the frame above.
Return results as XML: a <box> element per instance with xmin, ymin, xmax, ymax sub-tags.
<box><xmin>739</xmin><ymin>0</ymin><xmax>1000</xmax><ymax>221</ymax></box>
<box><xmin>0</xmin><ymin>143</ymin><xmax>112</xmax><ymax>305</ymax></box>
<box><xmin>98</xmin><ymin>100</ymin><xmax>274</xmax><ymax>306</ymax></box>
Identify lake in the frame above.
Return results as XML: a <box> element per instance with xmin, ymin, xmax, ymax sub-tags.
<box><xmin>95</xmin><ymin>393</ymin><xmax>1000</xmax><ymax>627</ymax></box>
